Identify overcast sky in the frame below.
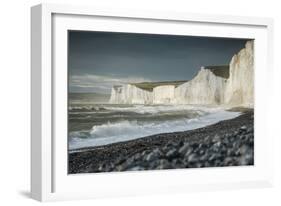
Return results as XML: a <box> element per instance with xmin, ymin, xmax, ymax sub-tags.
<box><xmin>68</xmin><ymin>31</ymin><xmax>248</xmax><ymax>94</ymax></box>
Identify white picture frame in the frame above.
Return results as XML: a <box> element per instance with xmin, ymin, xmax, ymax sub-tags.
<box><xmin>31</xmin><ymin>3</ymin><xmax>274</xmax><ymax>202</ymax></box>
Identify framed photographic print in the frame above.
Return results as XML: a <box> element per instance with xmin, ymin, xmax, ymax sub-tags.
<box><xmin>31</xmin><ymin>3</ymin><xmax>274</xmax><ymax>201</ymax></box>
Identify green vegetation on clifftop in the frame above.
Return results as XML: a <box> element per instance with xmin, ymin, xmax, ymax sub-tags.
<box><xmin>130</xmin><ymin>80</ymin><xmax>187</xmax><ymax>91</ymax></box>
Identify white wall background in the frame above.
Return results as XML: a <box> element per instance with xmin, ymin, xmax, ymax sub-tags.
<box><xmin>0</xmin><ymin>0</ymin><xmax>280</xmax><ymax>205</ymax></box>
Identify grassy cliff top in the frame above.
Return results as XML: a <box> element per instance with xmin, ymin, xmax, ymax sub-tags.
<box><xmin>130</xmin><ymin>80</ymin><xmax>187</xmax><ymax>92</ymax></box>
<box><xmin>117</xmin><ymin>65</ymin><xmax>229</xmax><ymax>92</ymax></box>
<box><xmin>204</xmin><ymin>65</ymin><xmax>229</xmax><ymax>79</ymax></box>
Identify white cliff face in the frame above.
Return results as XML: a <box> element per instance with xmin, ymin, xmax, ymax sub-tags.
<box><xmin>153</xmin><ymin>85</ymin><xmax>175</xmax><ymax>104</ymax></box>
<box><xmin>109</xmin><ymin>84</ymin><xmax>153</xmax><ymax>104</ymax></box>
<box><xmin>174</xmin><ymin>67</ymin><xmax>227</xmax><ymax>105</ymax></box>
<box><xmin>109</xmin><ymin>68</ymin><xmax>227</xmax><ymax>105</ymax></box>
<box><xmin>224</xmin><ymin>41</ymin><xmax>254</xmax><ymax>107</ymax></box>
<box><xmin>109</xmin><ymin>40</ymin><xmax>254</xmax><ymax>107</ymax></box>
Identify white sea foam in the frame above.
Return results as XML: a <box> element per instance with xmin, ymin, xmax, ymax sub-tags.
<box><xmin>103</xmin><ymin>104</ymin><xmax>224</xmax><ymax>114</ymax></box>
<box><xmin>69</xmin><ymin>105</ymin><xmax>105</xmax><ymax>111</ymax></box>
<box><xmin>69</xmin><ymin>109</ymin><xmax>241</xmax><ymax>150</ymax></box>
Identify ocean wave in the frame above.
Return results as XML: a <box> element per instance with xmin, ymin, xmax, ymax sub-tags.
<box><xmin>69</xmin><ymin>105</ymin><xmax>108</xmax><ymax>111</ymax></box>
<box><xmin>69</xmin><ymin>110</ymin><xmax>241</xmax><ymax>150</ymax></box>
<box><xmin>102</xmin><ymin>104</ymin><xmax>223</xmax><ymax>114</ymax></box>
<box><xmin>69</xmin><ymin>104</ymin><xmax>226</xmax><ymax>115</ymax></box>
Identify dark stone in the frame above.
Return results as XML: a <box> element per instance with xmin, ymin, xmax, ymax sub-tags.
<box><xmin>145</xmin><ymin>149</ymin><xmax>161</xmax><ymax>162</ymax></box>
<box><xmin>199</xmin><ymin>153</ymin><xmax>209</xmax><ymax>161</ymax></box>
<box><xmin>166</xmin><ymin>148</ymin><xmax>179</xmax><ymax>160</ymax></box>
<box><xmin>208</xmin><ymin>153</ymin><xmax>221</xmax><ymax>162</ymax></box>
<box><xmin>127</xmin><ymin>166</ymin><xmax>145</xmax><ymax>171</ymax></box>
<box><xmin>247</xmin><ymin>127</ymin><xmax>254</xmax><ymax>133</ymax></box>
<box><xmin>240</xmin><ymin>125</ymin><xmax>247</xmax><ymax>132</ymax></box>
<box><xmin>198</xmin><ymin>149</ymin><xmax>205</xmax><ymax>155</ymax></box>
<box><xmin>238</xmin><ymin>145</ymin><xmax>250</xmax><ymax>155</ymax></box>
<box><xmin>157</xmin><ymin>159</ymin><xmax>171</xmax><ymax>169</ymax></box>
<box><xmin>212</xmin><ymin>134</ymin><xmax>221</xmax><ymax>143</ymax></box>
<box><xmin>238</xmin><ymin>152</ymin><xmax>254</xmax><ymax>165</ymax></box>
<box><xmin>178</xmin><ymin>143</ymin><xmax>190</xmax><ymax>155</ymax></box>
<box><xmin>184</xmin><ymin>148</ymin><xmax>193</xmax><ymax>157</ymax></box>
<box><xmin>187</xmin><ymin>153</ymin><xmax>199</xmax><ymax>163</ymax></box>
<box><xmin>192</xmin><ymin>142</ymin><xmax>199</xmax><ymax>148</ymax></box>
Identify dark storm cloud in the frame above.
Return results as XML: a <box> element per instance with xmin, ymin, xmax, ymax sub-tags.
<box><xmin>68</xmin><ymin>31</ymin><xmax>248</xmax><ymax>93</ymax></box>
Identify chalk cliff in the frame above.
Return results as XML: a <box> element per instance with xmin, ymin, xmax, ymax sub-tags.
<box><xmin>224</xmin><ymin>41</ymin><xmax>254</xmax><ymax>107</ymax></box>
<box><xmin>153</xmin><ymin>85</ymin><xmax>176</xmax><ymax>104</ymax></box>
<box><xmin>109</xmin><ymin>81</ymin><xmax>185</xmax><ymax>104</ymax></box>
<box><xmin>109</xmin><ymin>40</ymin><xmax>254</xmax><ymax>107</ymax></box>
<box><xmin>174</xmin><ymin>67</ymin><xmax>227</xmax><ymax>105</ymax></box>
<box><xmin>109</xmin><ymin>84</ymin><xmax>153</xmax><ymax>104</ymax></box>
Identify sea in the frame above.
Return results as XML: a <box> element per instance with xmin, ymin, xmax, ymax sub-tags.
<box><xmin>68</xmin><ymin>93</ymin><xmax>240</xmax><ymax>151</ymax></box>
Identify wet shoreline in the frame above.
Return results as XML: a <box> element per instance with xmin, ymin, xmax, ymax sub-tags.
<box><xmin>69</xmin><ymin>109</ymin><xmax>254</xmax><ymax>174</ymax></box>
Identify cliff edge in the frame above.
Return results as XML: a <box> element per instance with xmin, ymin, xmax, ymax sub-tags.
<box><xmin>225</xmin><ymin>40</ymin><xmax>254</xmax><ymax>107</ymax></box>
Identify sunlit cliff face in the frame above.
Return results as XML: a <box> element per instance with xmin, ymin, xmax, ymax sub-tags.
<box><xmin>109</xmin><ymin>41</ymin><xmax>254</xmax><ymax>107</ymax></box>
<box><xmin>224</xmin><ymin>41</ymin><xmax>254</xmax><ymax>107</ymax></box>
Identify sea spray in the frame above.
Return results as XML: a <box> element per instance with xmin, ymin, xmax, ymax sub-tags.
<box><xmin>69</xmin><ymin>105</ymin><xmax>240</xmax><ymax>150</ymax></box>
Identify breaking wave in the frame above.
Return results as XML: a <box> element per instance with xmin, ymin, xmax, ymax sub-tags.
<box><xmin>69</xmin><ymin>104</ymin><xmax>226</xmax><ymax>114</ymax></box>
<box><xmin>69</xmin><ymin>110</ymin><xmax>241</xmax><ymax>150</ymax></box>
